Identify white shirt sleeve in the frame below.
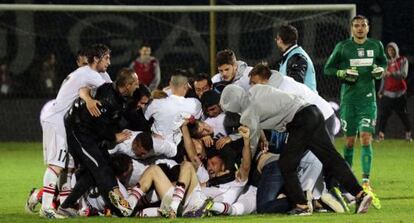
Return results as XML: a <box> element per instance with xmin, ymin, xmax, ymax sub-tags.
<box><xmin>84</xmin><ymin>70</ymin><xmax>106</xmax><ymax>88</ymax></box>
<box><xmin>193</xmin><ymin>99</ymin><xmax>203</xmax><ymax>119</ymax></box>
<box><xmin>211</xmin><ymin>73</ymin><xmax>221</xmax><ymax>84</ymax></box>
<box><xmin>144</xmin><ymin>99</ymin><xmax>158</xmax><ymax>121</ymax></box>
<box><xmin>153</xmin><ymin>136</ymin><xmax>177</xmax><ymax>158</ymax></box>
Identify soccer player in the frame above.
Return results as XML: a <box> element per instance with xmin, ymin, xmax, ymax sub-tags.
<box><xmin>144</xmin><ymin>69</ymin><xmax>202</xmax><ymax>145</ymax></box>
<box><xmin>37</xmin><ymin>44</ymin><xmax>112</xmax><ymax>218</ymax></box>
<box><xmin>193</xmin><ymin>73</ymin><xmax>213</xmax><ymax>99</ymax></box>
<box><xmin>275</xmin><ymin>24</ymin><xmax>317</xmax><ymax>92</ymax></box>
<box><xmin>60</xmin><ymin>68</ymin><xmax>139</xmax><ymax>217</ymax></box>
<box><xmin>109</xmin><ymin>131</ymin><xmax>177</xmax><ymax>160</ymax></box>
<box><xmin>324</xmin><ymin>15</ymin><xmax>387</xmax><ymax>208</ymax></box>
<box><xmin>220</xmin><ymin>84</ymin><xmax>373</xmax><ymax>215</ymax></box>
<box><xmin>211</xmin><ymin>49</ymin><xmax>252</xmax><ymax>92</ymax></box>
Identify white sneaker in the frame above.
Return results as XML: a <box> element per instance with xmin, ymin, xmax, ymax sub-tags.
<box><xmin>355</xmin><ymin>192</ymin><xmax>372</xmax><ymax>214</ymax></box>
<box><xmin>39</xmin><ymin>208</ymin><xmax>67</xmax><ymax>219</ymax></box>
<box><xmin>25</xmin><ymin>188</ymin><xmax>40</xmax><ymax>214</ymax></box>
<box><xmin>321</xmin><ymin>192</ymin><xmax>345</xmax><ymax>213</ymax></box>
<box><xmin>57</xmin><ymin>206</ymin><xmax>78</xmax><ymax>217</ymax></box>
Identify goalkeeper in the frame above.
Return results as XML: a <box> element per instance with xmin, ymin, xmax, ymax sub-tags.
<box><xmin>324</xmin><ymin>15</ymin><xmax>386</xmax><ymax>209</ymax></box>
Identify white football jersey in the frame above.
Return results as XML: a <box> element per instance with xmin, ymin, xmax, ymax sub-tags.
<box><xmin>144</xmin><ymin>95</ymin><xmax>202</xmax><ymax>143</ymax></box>
<box><xmin>204</xmin><ymin>112</ymin><xmax>227</xmax><ymax>139</ymax></box>
<box><xmin>109</xmin><ymin>131</ymin><xmax>177</xmax><ymax>159</ymax></box>
<box><xmin>41</xmin><ymin>66</ymin><xmax>111</xmax><ymax>124</ymax></box>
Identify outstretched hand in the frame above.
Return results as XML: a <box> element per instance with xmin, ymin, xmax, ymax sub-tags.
<box><xmin>86</xmin><ymin>99</ymin><xmax>102</xmax><ymax>117</ymax></box>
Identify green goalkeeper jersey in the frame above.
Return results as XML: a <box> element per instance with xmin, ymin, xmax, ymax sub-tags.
<box><xmin>324</xmin><ymin>37</ymin><xmax>387</xmax><ymax>104</ymax></box>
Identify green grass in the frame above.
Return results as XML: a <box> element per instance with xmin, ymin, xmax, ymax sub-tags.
<box><xmin>1</xmin><ymin>139</ymin><xmax>414</xmax><ymax>222</ymax></box>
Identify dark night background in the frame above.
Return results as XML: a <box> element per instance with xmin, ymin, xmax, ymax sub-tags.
<box><xmin>1</xmin><ymin>0</ymin><xmax>413</xmax><ymax>141</ymax></box>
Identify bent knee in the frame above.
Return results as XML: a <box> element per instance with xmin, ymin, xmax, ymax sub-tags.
<box><xmin>360</xmin><ymin>132</ymin><xmax>372</xmax><ymax>145</ymax></box>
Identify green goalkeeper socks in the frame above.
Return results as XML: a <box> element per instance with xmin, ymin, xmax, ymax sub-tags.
<box><xmin>343</xmin><ymin>145</ymin><xmax>354</xmax><ymax>167</ymax></box>
<box><xmin>361</xmin><ymin>144</ymin><xmax>373</xmax><ymax>178</ymax></box>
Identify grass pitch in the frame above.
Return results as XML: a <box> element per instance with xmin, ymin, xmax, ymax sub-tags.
<box><xmin>0</xmin><ymin>139</ymin><xmax>413</xmax><ymax>223</ymax></box>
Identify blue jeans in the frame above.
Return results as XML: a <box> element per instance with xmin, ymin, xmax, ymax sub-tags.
<box><xmin>256</xmin><ymin>160</ymin><xmax>290</xmax><ymax>213</ymax></box>
<box><xmin>268</xmin><ymin>130</ymin><xmax>288</xmax><ymax>154</ymax></box>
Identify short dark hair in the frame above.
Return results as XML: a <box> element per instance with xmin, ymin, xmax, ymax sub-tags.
<box><xmin>76</xmin><ymin>47</ymin><xmax>88</xmax><ymax>58</ymax></box>
<box><xmin>110</xmin><ymin>154</ymin><xmax>132</xmax><ymax>177</ymax></box>
<box><xmin>188</xmin><ymin>120</ymin><xmax>202</xmax><ymax>138</ymax></box>
<box><xmin>351</xmin><ymin>15</ymin><xmax>369</xmax><ymax>25</ymax></box>
<box><xmin>216</xmin><ymin>49</ymin><xmax>236</xmax><ymax>66</ymax></box>
<box><xmin>86</xmin><ymin>43</ymin><xmax>111</xmax><ymax>64</ymax></box>
<box><xmin>194</xmin><ymin>73</ymin><xmax>213</xmax><ymax>87</ymax></box>
<box><xmin>200</xmin><ymin>89</ymin><xmax>221</xmax><ymax>109</ymax></box>
<box><xmin>249</xmin><ymin>62</ymin><xmax>272</xmax><ymax>80</ymax></box>
<box><xmin>140</xmin><ymin>42</ymin><xmax>151</xmax><ymax>49</ymax></box>
<box><xmin>130</xmin><ymin>83</ymin><xmax>151</xmax><ymax>109</ymax></box>
<box><xmin>115</xmin><ymin>68</ymin><xmax>136</xmax><ymax>88</ymax></box>
<box><xmin>138</xmin><ymin>84</ymin><xmax>151</xmax><ymax>98</ymax></box>
<box><xmin>277</xmin><ymin>25</ymin><xmax>298</xmax><ymax>45</ymax></box>
<box><xmin>135</xmin><ymin>132</ymin><xmax>153</xmax><ymax>152</ymax></box>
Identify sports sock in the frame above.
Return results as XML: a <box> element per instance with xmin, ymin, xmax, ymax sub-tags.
<box><xmin>343</xmin><ymin>145</ymin><xmax>354</xmax><ymax>167</ymax></box>
<box><xmin>170</xmin><ymin>182</ymin><xmax>185</xmax><ymax>212</ymax></box>
<box><xmin>59</xmin><ymin>172</ymin><xmax>72</xmax><ymax>204</ymax></box>
<box><xmin>361</xmin><ymin>144</ymin><xmax>372</xmax><ymax>179</ymax></box>
<box><xmin>211</xmin><ymin>202</ymin><xmax>232</xmax><ymax>215</ymax></box>
<box><xmin>42</xmin><ymin>167</ymin><xmax>58</xmax><ymax>210</ymax></box>
<box><xmin>37</xmin><ymin>188</ymin><xmax>44</xmax><ymax>202</ymax></box>
<box><xmin>127</xmin><ymin>186</ymin><xmax>145</xmax><ymax>209</ymax></box>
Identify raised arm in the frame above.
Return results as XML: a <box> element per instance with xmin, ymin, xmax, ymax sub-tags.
<box><xmin>236</xmin><ymin>126</ymin><xmax>251</xmax><ymax>182</ymax></box>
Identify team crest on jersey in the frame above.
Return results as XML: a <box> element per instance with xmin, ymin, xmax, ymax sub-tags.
<box><xmin>367</xmin><ymin>50</ymin><xmax>374</xmax><ymax>57</ymax></box>
<box><xmin>357</xmin><ymin>48</ymin><xmax>365</xmax><ymax>57</ymax></box>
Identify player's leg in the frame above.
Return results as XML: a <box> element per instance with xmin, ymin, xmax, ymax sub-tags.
<box><xmin>138</xmin><ymin>165</ymin><xmax>173</xmax><ymax>199</ymax></box>
<box><xmin>256</xmin><ymin>159</ymin><xmax>289</xmax><ymax>214</ymax></box>
<box><xmin>340</xmin><ymin>104</ymin><xmax>358</xmax><ymax>168</ymax></box>
<box><xmin>136</xmin><ymin>165</ymin><xmax>177</xmax><ymax>217</ymax></box>
<box><xmin>211</xmin><ymin>185</ymin><xmax>258</xmax><ymax>216</ymax></box>
<box><xmin>58</xmin><ymin>166</ymin><xmax>75</xmax><ymax>205</ymax></box>
<box><xmin>168</xmin><ymin>161</ymin><xmax>200</xmax><ymax>216</ymax></box>
<box><xmin>66</xmin><ymin>129</ymin><xmax>131</xmax><ymax>216</ymax></box>
<box><xmin>306</xmin><ymin>106</ymin><xmax>374</xmax><ymax>214</ymax></box>
<box><xmin>357</xmin><ymin>102</ymin><xmax>377</xmax><ymax>183</ymax></box>
<box><xmin>358</xmin><ymin>102</ymin><xmax>381</xmax><ymax>209</ymax></box>
<box><xmin>230</xmin><ymin>186</ymin><xmax>257</xmax><ymax>215</ymax></box>
<box><xmin>40</xmin><ymin>121</ymin><xmax>67</xmax><ymax>218</ymax></box>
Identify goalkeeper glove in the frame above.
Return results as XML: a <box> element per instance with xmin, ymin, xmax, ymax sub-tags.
<box><xmin>371</xmin><ymin>64</ymin><xmax>384</xmax><ymax>80</ymax></box>
<box><xmin>336</xmin><ymin>68</ymin><xmax>359</xmax><ymax>83</ymax></box>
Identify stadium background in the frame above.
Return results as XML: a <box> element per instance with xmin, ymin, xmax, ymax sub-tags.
<box><xmin>0</xmin><ymin>0</ymin><xmax>413</xmax><ymax>141</ymax></box>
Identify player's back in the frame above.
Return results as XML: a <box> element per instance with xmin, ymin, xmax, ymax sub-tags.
<box><xmin>278</xmin><ymin>76</ymin><xmax>333</xmax><ymax>120</ymax></box>
<box><xmin>145</xmin><ymin>95</ymin><xmax>202</xmax><ymax>139</ymax></box>
<box><xmin>42</xmin><ymin>66</ymin><xmax>108</xmax><ymax>124</ymax></box>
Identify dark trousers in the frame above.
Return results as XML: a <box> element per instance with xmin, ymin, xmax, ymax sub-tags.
<box><xmin>278</xmin><ymin>105</ymin><xmax>362</xmax><ymax>205</ymax></box>
<box><xmin>61</xmin><ymin>126</ymin><xmax>118</xmax><ymax>209</ymax></box>
<box><xmin>378</xmin><ymin>95</ymin><xmax>411</xmax><ymax>133</ymax></box>
<box><xmin>256</xmin><ymin>160</ymin><xmax>290</xmax><ymax>213</ymax></box>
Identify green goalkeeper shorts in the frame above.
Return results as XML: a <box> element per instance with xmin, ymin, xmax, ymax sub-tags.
<box><xmin>339</xmin><ymin>102</ymin><xmax>377</xmax><ymax>136</ymax></box>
